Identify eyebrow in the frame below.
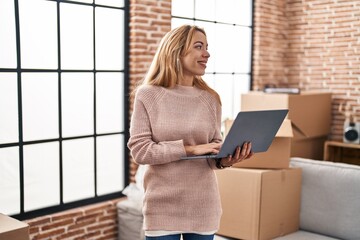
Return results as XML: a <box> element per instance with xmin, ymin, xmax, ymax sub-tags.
<box><xmin>194</xmin><ymin>41</ymin><xmax>208</xmax><ymax>47</ymax></box>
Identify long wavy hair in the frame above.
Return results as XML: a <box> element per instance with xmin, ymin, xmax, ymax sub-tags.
<box><xmin>134</xmin><ymin>25</ymin><xmax>221</xmax><ymax>105</ymax></box>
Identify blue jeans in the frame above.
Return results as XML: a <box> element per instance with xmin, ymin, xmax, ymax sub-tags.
<box><xmin>145</xmin><ymin>233</ymin><xmax>214</xmax><ymax>240</ymax></box>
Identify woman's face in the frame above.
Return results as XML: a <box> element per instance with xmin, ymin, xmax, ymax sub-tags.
<box><xmin>180</xmin><ymin>31</ymin><xmax>210</xmax><ymax>79</ymax></box>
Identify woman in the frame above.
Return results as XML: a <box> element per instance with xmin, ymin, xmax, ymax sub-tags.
<box><xmin>127</xmin><ymin>25</ymin><xmax>253</xmax><ymax>240</ymax></box>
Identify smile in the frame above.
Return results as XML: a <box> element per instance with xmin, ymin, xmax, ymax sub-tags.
<box><xmin>198</xmin><ymin>61</ymin><xmax>207</xmax><ymax>68</ymax></box>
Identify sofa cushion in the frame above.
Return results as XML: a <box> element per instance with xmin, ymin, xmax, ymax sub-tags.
<box><xmin>290</xmin><ymin>157</ymin><xmax>360</xmax><ymax>240</ymax></box>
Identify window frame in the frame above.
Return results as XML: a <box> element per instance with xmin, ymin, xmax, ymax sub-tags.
<box><xmin>0</xmin><ymin>0</ymin><xmax>130</xmax><ymax>220</ymax></box>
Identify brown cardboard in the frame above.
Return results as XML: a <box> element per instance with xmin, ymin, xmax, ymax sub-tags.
<box><xmin>241</xmin><ymin>91</ymin><xmax>332</xmax><ymax>159</ymax></box>
<box><xmin>292</xmin><ymin>135</ymin><xmax>328</xmax><ymax>160</ymax></box>
<box><xmin>216</xmin><ymin>168</ymin><xmax>302</xmax><ymax>240</ymax></box>
<box><xmin>241</xmin><ymin>91</ymin><xmax>331</xmax><ymax>138</ymax></box>
<box><xmin>0</xmin><ymin>214</ymin><xmax>29</xmax><ymax>240</ymax></box>
<box><xmin>226</xmin><ymin>119</ymin><xmax>293</xmax><ymax>169</ymax></box>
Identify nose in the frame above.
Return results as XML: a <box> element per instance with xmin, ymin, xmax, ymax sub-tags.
<box><xmin>204</xmin><ymin>49</ymin><xmax>210</xmax><ymax>58</ymax></box>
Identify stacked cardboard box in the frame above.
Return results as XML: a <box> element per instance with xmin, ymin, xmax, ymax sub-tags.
<box><xmin>233</xmin><ymin>119</ymin><xmax>293</xmax><ymax>169</ymax></box>
<box><xmin>0</xmin><ymin>213</ymin><xmax>29</xmax><ymax>240</ymax></box>
<box><xmin>216</xmin><ymin>168</ymin><xmax>302</xmax><ymax>240</ymax></box>
<box><xmin>241</xmin><ymin>91</ymin><xmax>332</xmax><ymax>160</ymax></box>
<box><xmin>215</xmin><ymin>91</ymin><xmax>333</xmax><ymax>239</ymax></box>
<box><xmin>217</xmin><ymin>124</ymin><xmax>301</xmax><ymax>239</ymax></box>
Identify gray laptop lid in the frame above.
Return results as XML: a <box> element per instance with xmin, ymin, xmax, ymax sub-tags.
<box><xmin>181</xmin><ymin>109</ymin><xmax>288</xmax><ymax>160</ymax></box>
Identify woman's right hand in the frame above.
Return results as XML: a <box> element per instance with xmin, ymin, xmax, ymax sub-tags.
<box><xmin>184</xmin><ymin>142</ymin><xmax>222</xmax><ymax>156</ymax></box>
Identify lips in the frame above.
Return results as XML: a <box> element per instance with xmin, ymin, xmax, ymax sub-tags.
<box><xmin>198</xmin><ymin>61</ymin><xmax>207</xmax><ymax>68</ymax></box>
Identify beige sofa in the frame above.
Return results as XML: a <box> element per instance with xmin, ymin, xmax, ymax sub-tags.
<box><xmin>275</xmin><ymin>157</ymin><xmax>360</xmax><ymax>240</ymax></box>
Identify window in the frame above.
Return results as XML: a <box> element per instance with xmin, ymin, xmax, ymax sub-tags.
<box><xmin>0</xmin><ymin>0</ymin><xmax>129</xmax><ymax>219</ymax></box>
<box><xmin>171</xmin><ymin>0</ymin><xmax>253</xmax><ymax>120</ymax></box>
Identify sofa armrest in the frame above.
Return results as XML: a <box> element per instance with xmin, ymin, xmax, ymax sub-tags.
<box><xmin>290</xmin><ymin>157</ymin><xmax>360</xmax><ymax>240</ymax></box>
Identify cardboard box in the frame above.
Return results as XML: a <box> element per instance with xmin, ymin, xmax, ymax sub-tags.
<box><xmin>241</xmin><ymin>91</ymin><xmax>332</xmax><ymax>159</ymax></box>
<box><xmin>232</xmin><ymin>119</ymin><xmax>293</xmax><ymax>169</ymax></box>
<box><xmin>292</xmin><ymin>135</ymin><xmax>328</xmax><ymax>160</ymax></box>
<box><xmin>0</xmin><ymin>213</ymin><xmax>29</xmax><ymax>240</ymax></box>
<box><xmin>216</xmin><ymin>167</ymin><xmax>302</xmax><ymax>240</ymax></box>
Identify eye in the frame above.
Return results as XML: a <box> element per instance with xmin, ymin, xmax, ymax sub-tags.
<box><xmin>194</xmin><ymin>43</ymin><xmax>203</xmax><ymax>49</ymax></box>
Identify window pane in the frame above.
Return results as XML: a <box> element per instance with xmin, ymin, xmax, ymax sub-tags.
<box><xmin>24</xmin><ymin>142</ymin><xmax>60</xmax><ymax>211</ymax></box>
<box><xmin>214</xmin><ymin>24</ymin><xmax>234</xmax><ymax>73</ymax></box>
<box><xmin>22</xmin><ymin>73</ymin><xmax>59</xmax><ymax>141</ymax></box>
<box><xmin>61</xmin><ymin>73</ymin><xmax>94</xmax><ymax>137</ymax></box>
<box><xmin>171</xmin><ymin>0</ymin><xmax>194</xmax><ymax>18</ymax></box>
<box><xmin>0</xmin><ymin>147</ymin><xmax>20</xmax><ymax>215</ymax></box>
<box><xmin>95</xmin><ymin>0</ymin><xmax>124</xmax><ymax>8</ymax></box>
<box><xmin>203</xmin><ymin>74</ymin><xmax>215</xmax><ymax>86</ymax></box>
<box><xmin>63</xmin><ymin>138</ymin><xmax>94</xmax><ymax>203</ymax></box>
<box><xmin>95</xmin><ymin>7</ymin><xmax>124</xmax><ymax>70</ymax></box>
<box><xmin>0</xmin><ymin>73</ymin><xmax>18</xmax><ymax>144</ymax></box>
<box><xmin>235</xmin><ymin>0</ymin><xmax>253</xmax><ymax>26</ymax></box>
<box><xmin>19</xmin><ymin>0</ymin><xmax>57</xmax><ymax>69</ymax></box>
<box><xmin>67</xmin><ymin>0</ymin><xmax>93</xmax><ymax>3</ymax></box>
<box><xmin>215</xmin><ymin>0</ymin><xmax>253</xmax><ymax>25</ymax></box>
<box><xmin>96</xmin><ymin>73</ymin><xmax>124</xmax><ymax>134</ymax></box>
<box><xmin>171</xmin><ymin>18</ymin><xmax>194</xmax><ymax>29</ymax></box>
<box><xmin>60</xmin><ymin>3</ymin><xmax>93</xmax><ymax>70</ymax></box>
<box><xmin>234</xmin><ymin>74</ymin><xmax>251</xmax><ymax>114</ymax></box>
<box><xmin>212</xmin><ymin>74</ymin><xmax>235</xmax><ymax>120</ymax></box>
<box><xmin>233</xmin><ymin>26</ymin><xmax>252</xmax><ymax>73</ymax></box>
<box><xmin>206</xmin><ymin>74</ymin><xmax>250</xmax><ymax>120</ymax></box>
<box><xmin>97</xmin><ymin>135</ymin><xmax>124</xmax><ymax>195</ymax></box>
<box><xmin>215</xmin><ymin>0</ymin><xmax>236</xmax><ymax>24</ymax></box>
<box><xmin>195</xmin><ymin>0</ymin><xmax>215</xmax><ymax>21</ymax></box>
<box><xmin>0</xmin><ymin>0</ymin><xmax>16</xmax><ymax>68</ymax></box>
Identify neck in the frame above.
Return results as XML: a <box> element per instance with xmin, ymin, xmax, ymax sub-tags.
<box><xmin>177</xmin><ymin>76</ymin><xmax>194</xmax><ymax>87</ymax></box>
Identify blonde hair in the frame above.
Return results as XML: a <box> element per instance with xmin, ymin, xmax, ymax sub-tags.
<box><xmin>134</xmin><ymin>25</ymin><xmax>221</xmax><ymax>105</ymax></box>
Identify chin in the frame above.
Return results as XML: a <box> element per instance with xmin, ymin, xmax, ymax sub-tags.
<box><xmin>197</xmin><ymin>70</ymin><xmax>206</xmax><ymax>75</ymax></box>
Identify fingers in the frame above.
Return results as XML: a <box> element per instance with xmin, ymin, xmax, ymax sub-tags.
<box><xmin>219</xmin><ymin>142</ymin><xmax>254</xmax><ymax>167</ymax></box>
<box><xmin>229</xmin><ymin>142</ymin><xmax>253</xmax><ymax>163</ymax></box>
<box><xmin>241</xmin><ymin>142</ymin><xmax>252</xmax><ymax>159</ymax></box>
<box><xmin>234</xmin><ymin>142</ymin><xmax>252</xmax><ymax>160</ymax></box>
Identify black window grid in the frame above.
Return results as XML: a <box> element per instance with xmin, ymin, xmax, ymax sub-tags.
<box><xmin>0</xmin><ymin>0</ymin><xmax>130</xmax><ymax>220</ymax></box>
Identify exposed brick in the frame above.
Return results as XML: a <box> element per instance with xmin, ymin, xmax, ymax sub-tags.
<box><xmin>253</xmin><ymin>0</ymin><xmax>360</xmax><ymax>140</ymax></box>
<box><xmin>56</xmin><ymin>229</ymin><xmax>86</xmax><ymax>240</ymax></box>
<box><xmin>41</xmin><ymin>218</ymin><xmax>74</xmax><ymax>231</ymax></box>
<box><xmin>52</xmin><ymin>211</ymin><xmax>83</xmax><ymax>222</ymax></box>
<box><xmin>73</xmin><ymin>230</ymin><xmax>102</xmax><ymax>240</ymax></box>
<box><xmin>29</xmin><ymin>226</ymin><xmax>40</xmax><ymax>234</ymax></box>
<box><xmin>32</xmin><ymin>228</ymin><xmax>66</xmax><ymax>240</ymax></box>
<box><xmin>26</xmin><ymin>216</ymin><xmax>51</xmax><ymax>227</ymax></box>
<box><xmin>95</xmin><ymin>233</ymin><xmax>118</xmax><ymax>240</ymax></box>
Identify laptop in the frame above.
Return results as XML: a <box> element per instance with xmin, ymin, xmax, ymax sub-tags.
<box><xmin>180</xmin><ymin>109</ymin><xmax>289</xmax><ymax>160</ymax></box>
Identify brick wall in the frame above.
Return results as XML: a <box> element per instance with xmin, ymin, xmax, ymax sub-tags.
<box><xmin>24</xmin><ymin>0</ymin><xmax>360</xmax><ymax>238</ymax></box>
<box><xmin>252</xmin><ymin>1</ymin><xmax>288</xmax><ymax>89</ymax></box>
<box><xmin>25</xmin><ymin>198</ymin><xmax>123</xmax><ymax>240</ymax></box>
<box><xmin>253</xmin><ymin>0</ymin><xmax>360</xmax><ymax>141</ymax></box>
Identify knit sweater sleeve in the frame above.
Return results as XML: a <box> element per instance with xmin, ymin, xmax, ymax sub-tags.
<box><xmin>127</xmin><ymin>86</ymin><xmax>187</xmax><ymax>165</ymax></box>
<box><xmin>207</xmin><ymin>96</ymin><xmax>223</xmax><ymax>170</ymax></box>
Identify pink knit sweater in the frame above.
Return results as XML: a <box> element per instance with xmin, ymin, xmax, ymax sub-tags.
<box><xmin>127</xmin><ymin>84</ymin><xmax>223</xmax><ymax>232</ymax></box>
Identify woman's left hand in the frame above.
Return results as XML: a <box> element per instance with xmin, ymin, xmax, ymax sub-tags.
<box><xmin>220</xmin><ymin>142</ymin><xmax>254</xmax><ymax>167</ymax></box>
